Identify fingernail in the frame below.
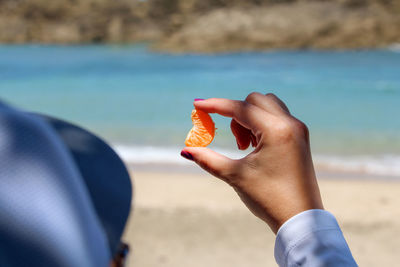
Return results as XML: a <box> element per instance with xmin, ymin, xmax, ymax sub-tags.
<box><xmin>181</xmin><ymin>150</ymin><xmax>194</xmax><ymax>161</ymax></box>
<box><xmin>194</xmin><ymin>98</ymin><xmax>204</xmax><ymax>101</ymax></box>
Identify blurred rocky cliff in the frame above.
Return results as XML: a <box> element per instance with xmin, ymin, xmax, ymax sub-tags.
<box><xmin>0</xmin><ymin>0</ymin><xmax>399</xmax><ymax>52</ymax></box>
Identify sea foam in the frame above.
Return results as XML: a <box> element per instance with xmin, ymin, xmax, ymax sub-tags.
<box><xmin>314</xmin><ymin>154</ymin><xmax>400</xmax><ymax>177</ymax></box>
<box><xmin>113</xmin><ymin>144</ymin><xmax>400</xmax><ymax>177</ymax></box>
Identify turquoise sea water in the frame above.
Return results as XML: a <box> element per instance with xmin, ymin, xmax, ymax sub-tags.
<box><xmin>1</xmin><ymin>45</ymin><xmax>399</xmax><ymax>176</ymax></box>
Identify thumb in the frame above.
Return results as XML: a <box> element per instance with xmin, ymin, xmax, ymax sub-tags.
<box><xmin>181</xmin><ymin>147</ymin><xmax>237</xmax><ymax>182</ymax></box>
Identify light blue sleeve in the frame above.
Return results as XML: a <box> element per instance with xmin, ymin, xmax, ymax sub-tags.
<box><xmin>274</xmin><ymin>209</ymin><xmax>357</xmax><ymax>267</ymax></box>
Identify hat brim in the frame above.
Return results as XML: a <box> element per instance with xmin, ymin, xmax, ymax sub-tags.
<box><xmin>35</xmin><ymin>113</ymin><xmax>133</xmax><ymax>256</ymax></box>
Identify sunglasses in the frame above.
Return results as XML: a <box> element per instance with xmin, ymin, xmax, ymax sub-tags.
<box><xmin>112</xmin><ymin>242</ymin><xmax>130</xmax><ymax>267</ymax></box>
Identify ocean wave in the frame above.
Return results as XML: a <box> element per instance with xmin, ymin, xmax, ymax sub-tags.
<box><xmin>113</xmin><ymin>144</ymin><xmax>246</xmax><ymax>165</ymax></box>
<box><xmin>314</xmin><ymin>154</ymin><xmax>400</xmax><ymax>177</ymax></box>
<box><xmin>113</xmin><ymin>144</ymin><xmax>400</xmax><ymax>177</ymax></box>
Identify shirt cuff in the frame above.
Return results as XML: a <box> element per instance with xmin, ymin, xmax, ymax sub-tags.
<box><xmin>274</xmin><ymin>209</ymin><xmax>344</xmax><ymax>266</ymax></box>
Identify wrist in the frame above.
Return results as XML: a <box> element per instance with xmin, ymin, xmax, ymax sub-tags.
<box><xmin>273</xmin><ymin>203</ymin><xmax>324</xmax><ymax>234</ymax></box>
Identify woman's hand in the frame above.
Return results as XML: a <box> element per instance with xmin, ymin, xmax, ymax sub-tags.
<box><xmin>181</xmin><ymin>92</ymin><xmax>323</xmax><ymax>233</ymax></box>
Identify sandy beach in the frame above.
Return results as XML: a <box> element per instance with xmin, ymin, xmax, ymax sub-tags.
<box><xmin>122</xmin><ymin>169</ymin><xmax>400</xmax><ymax>266</ymax></box>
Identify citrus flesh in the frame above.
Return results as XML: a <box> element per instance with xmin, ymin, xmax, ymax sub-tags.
<box><xmin>185</xmin><ymin>109</ymin><xmax>215</xmax><ymax>147</ymax></box>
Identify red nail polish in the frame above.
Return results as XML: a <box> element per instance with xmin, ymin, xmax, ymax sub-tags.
<box><xmin>194</xmin><ymin>98</ymin><xmax>204</xmax><ymax>101</ymax></box>
<box><xmin>181</xmin><ymin>150</ymin><xmax>194</xmax><ymax>161</ymax></box>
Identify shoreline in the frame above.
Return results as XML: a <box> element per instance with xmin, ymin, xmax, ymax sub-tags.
<box><xmin>113</xmin><ymin>144</ymin><xmax>400</xmax><ymax>179</ymax></box>
<box><xmin>1</xmin><ymin>42</ymin><xmax>400</xmax><ymax>52</ymax></box>
<box><xmin>126</xmin><ymin>163</ymin><xmax>400</xmax><ymax>182</ymax></box>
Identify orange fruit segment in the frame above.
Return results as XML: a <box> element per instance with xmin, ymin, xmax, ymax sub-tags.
<box><xmin>185</xmin><ymin>109</ymin><xmax>215</xmax><ymax>147</ymax></box>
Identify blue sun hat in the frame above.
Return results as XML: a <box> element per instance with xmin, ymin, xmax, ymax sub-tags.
<box><xmin>0</xmin><ymin>102</ymin><xmax>132</xmax><ymax>267</ymax></box>
<box><xmin>38</xmin><ymin>114</ymin><xmax>133</xmax><ymax>257</ymax></box>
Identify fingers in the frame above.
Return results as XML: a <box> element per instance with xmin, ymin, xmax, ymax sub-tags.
<box><xmin>181</xmin><ymin>147</ymin><xmax>237</xmax><ymax>182</ymax></box>
<box><xmin>231</xmin><ymin>119</ymin><xmax>258</xmax><ymax>149</ymax></box>
<box><xmin>194</xmin><ymin>98</ymin><xmax>269</xmax><ymax>130</ymax></box>
<box><xmin>245</xmin><ymin>92</ymin><xmax>290</xmax><ymax>115</ymax></box>
<box><xmin>231</xmin><ymin>119</ymin><xmax>251</xmax><ymax>150</ymax></box>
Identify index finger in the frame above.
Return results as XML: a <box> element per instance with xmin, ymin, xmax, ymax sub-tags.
<box><xmin>194</xmin><ymin>98</ymin><xmax>270</xmax><ymax>130</ymax></box>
